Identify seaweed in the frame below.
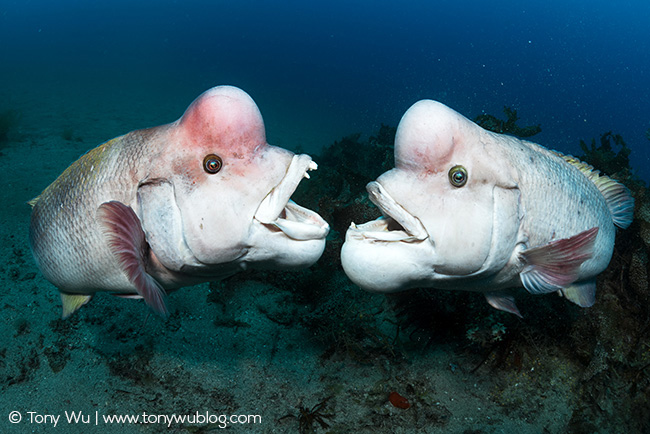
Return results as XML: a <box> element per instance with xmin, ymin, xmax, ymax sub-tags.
<box><xmin>306</xmin><ymin>124</ymin><xmax>395</xmax><ymax>205</ymax></box>
<box><xmin>474</xmin><ymin>106</ymin><xmax>541</xmax><ymax>138</ymax></box>
<box><xmin>318</xmin><ymin>124</ymin><xmax>396</xmax><ymax>182</ymax></box>
<box><xmin>388</xmin><ymin>289</ymin><xmax>475</xmax><ymax>350</ymax></box>
<box><xmin>563</xmin><ymin>182</ymin><xmax>650</xmax><ymax>433</ymax></box>
<box><xmin>578</xmin><ymin>131</ymin><xmax>635</xmax><ymax>182</ymax></box>
<box><xmin>299</xmin><ymin>271</ymin><xmax>403</xmax><ymax>363</ymax></box>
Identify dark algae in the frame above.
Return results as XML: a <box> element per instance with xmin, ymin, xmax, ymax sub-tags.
<box><xmin>474</xmin><ymin>106</ymin><xmax>542</xmax><ymax>138</ymax></box>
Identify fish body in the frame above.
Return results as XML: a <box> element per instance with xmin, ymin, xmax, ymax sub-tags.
<box><xmin>341</xmin><ymin>100</ymin><xmax>634</xmax><ymax>316</ymax></box>
<box><xmin>30</xmin><ymin>86</ymin><xmax>329</xmax><ymax>317</ymax></box>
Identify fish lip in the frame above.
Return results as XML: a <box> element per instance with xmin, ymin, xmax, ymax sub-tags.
<box><xmin>254</xmin><ymin>154</ymin><xmax>330</xmax><ymax>240</ymax></box>
<box><xmin>347</xmin><ymin>181</ymin><xmax>428</xmax><ymax>242</ymax></box>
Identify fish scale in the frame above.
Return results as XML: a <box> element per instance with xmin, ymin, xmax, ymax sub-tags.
<box><xmin>494</xmin><ymin>133</ymin><xmax>616</xmax><ymax>275</ymax></box>
<box><xmin>30</xmin><ymin>134</ymin><xmax>143</xmax><ymax>293</ymax></box>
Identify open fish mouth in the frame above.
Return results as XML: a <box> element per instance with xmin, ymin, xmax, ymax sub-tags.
<box><xmin>254</xmin><ymin>154</ymin><xmax>330</xmax><ymax>241</ymax></box>
<box><xmin>347</xmin><ymin>181</ymin><xmax>428</xmax><ymax>242</ymax></box>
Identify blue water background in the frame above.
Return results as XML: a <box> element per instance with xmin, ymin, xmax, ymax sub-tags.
<box><xmin>2</xmin><ymin>0</ymin><xmax>649</xmax><ymax>180</ymax></box>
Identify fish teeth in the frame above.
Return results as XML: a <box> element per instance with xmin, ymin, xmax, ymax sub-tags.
<box><xmin>304</xmin><ymin>161</ymin><xmax>319</xmax><ymax>178</ymax></box>
<box><xmin>255</xmin><ymin>154</ymin><xmax>315</xmax><ymax>224</ymax></box>
<box><xmin>365</xmin><ymin>182</ymin><xmax>428</xmax><ymax>240</ymax></box>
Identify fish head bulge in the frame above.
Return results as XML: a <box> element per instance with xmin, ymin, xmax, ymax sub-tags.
<box><xmin>341</xmin><ymin>100</ymin><xmax>521</xmax><ymax>292</ymax></box>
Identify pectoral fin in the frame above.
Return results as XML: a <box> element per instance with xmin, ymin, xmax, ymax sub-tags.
<box><xmin>97</xmin><ymin>201</ymin><xmax>168</xmax><ymax>317</ymax></box>
<box><xmin>520</xmin><ymin>227</ymin><xmax>598</xmax><ymax>295</ymax></box>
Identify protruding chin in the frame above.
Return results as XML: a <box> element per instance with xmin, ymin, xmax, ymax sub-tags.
<box><xmin>246</xmin><ymin>221</ymin><xmax>327</xmax><ymax>270</ymax></box>
<box><xmin>340</xmin><ymin>233</ymin><xmax>436</xmax><ymax>293</ymax></box>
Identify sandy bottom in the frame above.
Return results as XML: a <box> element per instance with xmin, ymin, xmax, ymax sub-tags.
<box><xmin>0</xmin><ymin>75</ymin><xmax>610</xmax><ymax>434</ymax></box>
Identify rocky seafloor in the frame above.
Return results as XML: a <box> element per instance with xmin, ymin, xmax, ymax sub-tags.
<box><xmin>1</xmin><ymin>108</ymin><xmax>649</xmax><ymax>433</ymax></box>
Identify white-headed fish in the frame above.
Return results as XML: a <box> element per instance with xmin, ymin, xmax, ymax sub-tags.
<box><xmin>341</xmin><ymin>100</ymin><xmax>634</xmax><ymax>316</ymax></box>
<box><xmin>30</xmin><ymin>86</ymin><xmax>329</xmax><ymax>318</ymax></box>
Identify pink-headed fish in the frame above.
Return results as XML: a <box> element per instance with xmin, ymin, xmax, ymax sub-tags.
<box><xmin>341</xmin><ymin>100</ymin><xmax>634</xmax><ymax>316</ymax></box>
<box><xmin>30</xmin><ymin>86</ymin><xmax>329</xmax><ymax>318</ymax></box>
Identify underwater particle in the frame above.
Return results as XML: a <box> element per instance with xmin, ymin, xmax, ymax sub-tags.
<box><xmin>389</xmin><ymin>391</ymin><xmax>411</xmax><ymax>409</ymax></box>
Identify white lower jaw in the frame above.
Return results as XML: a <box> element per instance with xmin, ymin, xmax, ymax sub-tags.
<box><xmin>273</xmin><ymin>217</ymin><xmax>329</xmax><ymax>240</ymax></box>
<box><xmin>247</xmin><ymin>214</ymin><xmax>327</xmax><ymax>269</ymax></box>
<box><xmin>341</xmin><ymin>229</ymin><xmax>436</xmax><ymax>293</ymax></box>
<box><xmin>256</xmin><ymin>199</ymin><xmax>329</xmax><ymax>243</ymax></box>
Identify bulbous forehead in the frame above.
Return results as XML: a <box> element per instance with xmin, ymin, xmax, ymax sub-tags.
<box><xmin>394</xmin><ymin>99</ymin><xmax>479</xmax><ymax>172</ymax></box>
<box><xmin>178</xmin><ymin>85</ymin><xmax>267</xmax><ymax>156</ymax></box>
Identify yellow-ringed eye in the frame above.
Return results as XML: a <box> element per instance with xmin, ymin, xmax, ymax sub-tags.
<box><xmin>203</xmin><ymin>154</ymin><xmax>223</xmax><ymax>174</ymax></box>
<box><xmin>448</xmin><ymin>165</ymin><xmax>468</xmax><ymax>187</ymax></box>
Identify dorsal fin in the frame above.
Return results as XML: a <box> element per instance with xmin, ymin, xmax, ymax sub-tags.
<box><xmin>27</xmin><ymin>196</ymin><xmax>39</xmax><ymax>208</ymax></box>
<box><xmin>552</xmin><ymin>151</ymin><xmax>635</xmax><ymax>229</ymax></box>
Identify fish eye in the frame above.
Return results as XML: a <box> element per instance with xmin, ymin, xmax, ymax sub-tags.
<box><xmin>448</xmin><ymin>165</ymin><xmax>468</xmax><ymax>187</ymax></box>
<box><xmin>203</xmin><ymin>154</ymin><xmax>223</xmax><ymax>174</ymax></box>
